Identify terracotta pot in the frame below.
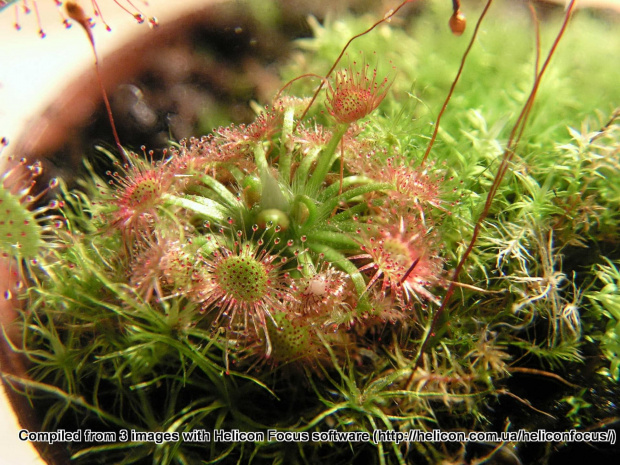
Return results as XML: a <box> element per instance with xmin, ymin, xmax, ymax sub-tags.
<box><xmin>0</xmin><ymin>0</ymin><xmax>343</xmax><ymax>461</ymax></box>
<box><xmin>0</xmin><ymin>2</ymin><xmax>244</xmax><ymax>463</ymax></box>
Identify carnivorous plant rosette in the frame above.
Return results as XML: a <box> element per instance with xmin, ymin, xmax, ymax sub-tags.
<box><xmin>51</xmin><ymin>71</ymin><xmax>446</xmax><ymax>371</ymax></box>
<box><xmin>5</xmin><ymin>2</ymin><xmax>619</xmax><ymax>463</ymax></box>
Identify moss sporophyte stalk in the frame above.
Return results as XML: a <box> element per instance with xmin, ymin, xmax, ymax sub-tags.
<box><xmin>3</xmin><ymin>1</ymin><xmax>620</xmax><ymax>464</ymax></box>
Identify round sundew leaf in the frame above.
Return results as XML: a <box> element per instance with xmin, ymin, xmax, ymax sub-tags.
<box><xmin>214</xmin><ymin>255</ymin><xmax>269</xmax><ymax>303</ymax></box>
<box><xmin>268</xmin><ymin>314</ymin><xmax>314</xmax><ymax>362</ymax></box>
<box><xmin>0</xmin><ymin>184</ymin><xmax>43</xmax><ymax>259</ymax></box>
<box><xmin>125</xmin><ymin>176</ymin><xmax>162</xmax><ymax>208</ymax></box>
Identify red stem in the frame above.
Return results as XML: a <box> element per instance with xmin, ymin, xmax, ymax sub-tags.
<box><xmin>411</xmin><ymin>0</ymin><xmax>577</xmax><ymax>375</ymax></box>
<box><xmin>528</xmin><ymin>1</ymin><xmax>541</xmax><ymax>79</ymax></box>
<box><xmin>91</xmin><ymin>43</ymin><xmax>128</xmax><ymax>164</ymax></box>
<box><xmin>421</xmin><ymin>0</ymin><xmax>494</xmax><ymax>167</ymax></box>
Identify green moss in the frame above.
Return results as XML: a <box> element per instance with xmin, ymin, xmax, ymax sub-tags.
<box><xmin>586</xmin><ymin>258</ymin><xmax>620</xmax><ymax>380</ymax></box>
<box><xmin>8</xmin><ymin>3</ymin><xmax>620</xmax><ymax>464</ymax></box>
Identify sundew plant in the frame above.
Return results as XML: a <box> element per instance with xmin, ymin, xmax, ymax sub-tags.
<box><xmin>1</xmin><ymin>1</ymin><xmax>619</xmax><ymax>464</ymax></box>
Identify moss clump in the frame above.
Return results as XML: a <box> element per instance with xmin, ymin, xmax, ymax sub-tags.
<box><xmin>6</xmin><ymin>3</ymin><xmax>620</xmax><ymax>464</ymax></box>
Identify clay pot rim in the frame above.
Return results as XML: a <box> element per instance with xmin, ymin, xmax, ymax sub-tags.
<box><xmin>0</xmin><ymin>2</ymin><xmax>230</xmax><ymax>464</ymax></box>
